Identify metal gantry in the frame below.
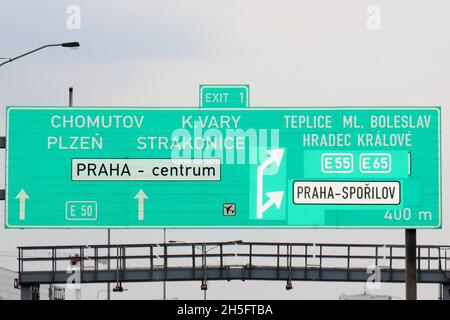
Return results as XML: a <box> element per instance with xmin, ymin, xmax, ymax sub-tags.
<box><xmin>16</xmin><ymin>241</ymin><xmax>450</xmax><ymax>299</ymax></box>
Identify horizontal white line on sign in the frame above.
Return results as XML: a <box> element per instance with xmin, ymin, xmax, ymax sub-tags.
<box><xmin>72</xmin><ymin>158</ymin><xmax>221</xmax><ymax>181</ymax></box>
<box><xmin>293</xmin><ymin>181</ymin><xmax>400</xmax><ymax>205</ymax></box>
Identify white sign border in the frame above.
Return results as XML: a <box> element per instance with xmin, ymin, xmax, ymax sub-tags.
<box><xmin>5</xmin><ymin>106</ymin><xmax>441</xmax><ymax>229</ymax></box>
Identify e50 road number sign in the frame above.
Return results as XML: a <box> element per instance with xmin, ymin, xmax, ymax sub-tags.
<box><xmin>4</xmin><ymin>106</ymin><xmax>441</xmax><ymax>229</ymax></box>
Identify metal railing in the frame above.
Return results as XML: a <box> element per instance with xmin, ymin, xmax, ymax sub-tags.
<box><xmin>18</xmin><ymin>241</ymin><xmax>450</xmax><ymax>277</ymax></box>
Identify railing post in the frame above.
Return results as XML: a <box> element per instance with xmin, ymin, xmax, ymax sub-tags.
<box><xmin>319</xmin><ymin>245</ymin><xmax>323</xmax><ymax>268</ymax></box>
<box><xmin>116</xmin><ymin>245</ymin><xmax>120</xmax><ymax>280</ymax></box>
<box><xmin>375</xmin><ymin>246</ymin><xmax>378</xmax><ymax>267</ymax></box>
<box><xmin>79</xmin><ymin>246</ymin><xmax>84</xmax><ymax>285</ymax></box>
<box><xmin>164</xmin><ymin>243</ymin><xmax>167</xmax><ymax>276</ymax></box>
<box><xmin>94</xmin><ymin>247</ymin><xmax>98</xmax><ymax>271</ymax></box>
<box><xmin>50</xmin><ymin>249</ymin><xmax>54</xmax><ymax>273</ymax></box>
<box><xmin>80</xmin><ymin>246</ymin><xmax>84</xmax><ymax>271</ymax></box>
<box><xmin>347</xmin><ymin>245</ymin><xmax>350</xmax><ymax>269</ymax></box>
<box><xmin>287</xmin><ymin>245</ymin><xmax>290</xmax><ymax>269</ymax></box>
<box><xmin>289</xmin><ymin>244</ymin><xmax>292</xmax><ymax>272</ymax></box>
<box><xmin>319</xmin><ymin>245</ymin><xmax>323</xmax><ymax>279</ymax></box>
<box><xmin>438</xmin><ymin>248</ymin><xmax>442</xmax><ymax>271</ymax></box>
<box><xmin>445</xmin><ymin>249</ymin><xmax>448</xmax><ymax>271</ymax></box>
<box><xmin>202</xmin><ymin>244</ymin><xmax>207</xmax><ymax>285</ymax></box>
<box><xmin>304</xmin><ymin>244</ymin><xmax>308</xmax><ymax>280</ymax></box>
<box><xmin>390</xmin><ymin>247</ymin><xmax>393</xmax><ymax>270</ymax></box>
<box><xmin>150</xmin><ymin>245</ymin><xmax>154</xmax><ymax>270</ymax></box>
<box><xmin>249</xmin><ymin>244</ymin><xmax>252</xmax><ymax>268</ymax></box>
<box><xmin>122</xmin><ymin>246</ymin><xmax>126</xmax><ymax>270</ymax></box>
<box><xmin>18</xmin><ymin>248</ymin><xmax>21</xmax><ymax>273</ymax></box>
<box><xmin>52</xmin><ymin>248</ymin><xmax>57</xmax><ymax>283</ymax></box>
<box><xmin>276</xmin><ymin>244</ymin><xmax>280</xmax><ymax>278</ymax></box>
<box><xmin>289</xmin><ymin>243</ymin><xmax>292</xmax><ymax>272</ymax></box>
<box><xmin>347</xmin><ymin>245</ymin><xmax>351</xmax><ymax>280</ymax></box>
<box><xmin>192</xmin><ymin>245</ymin><xmax>195</xmax><ymax>269</ymax></box>
<box><xmin>417</xmin><ymin>246</ymin><xmax>420</xmax><ymax>272</ymax></box>
<box><xmin>116</xmin><ymin>246</ymin><xmax>121</xmax><ymax>286</ymax></box>
<box><xmin>287</xmin><ymin>244</ymin><xmax>293</xmax><ymax>287</ymax></box>
<box><xmin>389</xmin><ymin>246</ymin><xmax>393</xmax><ymax>281</ymax></box>
<box><xmin>220</xmin><ymin>244</ymin><xmax>223</xmax><ymax>268</ymax></box>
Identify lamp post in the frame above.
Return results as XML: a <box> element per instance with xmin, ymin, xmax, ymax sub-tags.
<box><xmin>163</xmin><ymin>229</ymin><xmax>166</xmax><ymax>300</ymax></box>
<box><xmin>0</xmin><ymin>42</ymin><xmax>80</xmax><ymax>68</ymax></box>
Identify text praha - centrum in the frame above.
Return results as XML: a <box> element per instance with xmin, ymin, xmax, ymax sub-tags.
<box><xmin>47</xmin><ymin>114</ymin><xmax>432</xmax><ymax>150</ymax></box>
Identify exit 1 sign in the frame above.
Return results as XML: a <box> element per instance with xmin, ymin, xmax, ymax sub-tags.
<box><xmin>199</xmin><ymin>84</ymin><xmax>249</xmax><ymax>108</ymax></box>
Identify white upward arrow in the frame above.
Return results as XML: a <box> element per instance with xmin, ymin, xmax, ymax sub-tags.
<box><xmin>15</xmin><ymin>189</ymin><xmax>29</xmax><ymax>221</ymax></box>
<box><xmin>256</xmin><ymin>149</ymin><xmax>285</xmax><ymax>219</ymax></box>
<box><xmin>134</xmin><ymin>189</ymin><xmax>148</xmax><ymax>221</ymax></box>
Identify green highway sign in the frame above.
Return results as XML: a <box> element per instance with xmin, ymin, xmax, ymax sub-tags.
<box><xmin>5</xmin><ymin>107</ymin><xmax>441</xmax><ymax>229</ymax></box>
<box><xmin>199</xmin><ymin>84</ymin><xmax>249</xmax><ymax>108</ymax></box>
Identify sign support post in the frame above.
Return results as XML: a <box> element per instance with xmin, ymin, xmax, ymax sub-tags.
<box><xmin>405</xmin><ymin>229</ymin><xmax>417</xmax><ymax>300</ymax></box>
<box><xmin>163</xmin><ymin>228</ymin><xmax>167</xmax><ymax>300</ymax></box>
<box><xmin>0</xmin><ymin>137</ymin><xmax>4</xmax><ymax>200</ymax></box>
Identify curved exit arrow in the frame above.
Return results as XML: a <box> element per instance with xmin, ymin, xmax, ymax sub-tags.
<box><xmin>256</xmin><ymin>149</ymin><xmax>284</xmax><ymax>219</ymax></box>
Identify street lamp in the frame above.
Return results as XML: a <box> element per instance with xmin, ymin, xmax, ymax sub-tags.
<box><xmin>0</xmin><ymin>42</ymin><xmax>80</xmax><ymax>68</ymax></box>
<box><xmin>61</xmin><ymin>42</ymin><xmax>80</xmax><ymax>48</ymax></box>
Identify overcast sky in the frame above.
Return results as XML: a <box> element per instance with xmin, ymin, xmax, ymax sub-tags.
<box><xmin>0</xmin><ymin>0</ymin><xmax>449</xmax><ymax>300</ymax></box>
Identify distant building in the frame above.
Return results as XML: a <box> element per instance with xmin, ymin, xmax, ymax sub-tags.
<box><xmin>0</xmin><ymin>267</ymin><xmax>65</xmax><ymax>300</ymax></box>
<box><xmin>47</xmin><ymin>285</ymin><xmax>66</xmax><ymax>300</ymax></box>
<box><xmin>339</xmin><ymin>293</ymin><xmax>400</xmax><ymax>300</ymax></box>
<box><xmin>0</xmin><ymin>267</ymin><xmax>20</xmax><ymax>300</ymax></box>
